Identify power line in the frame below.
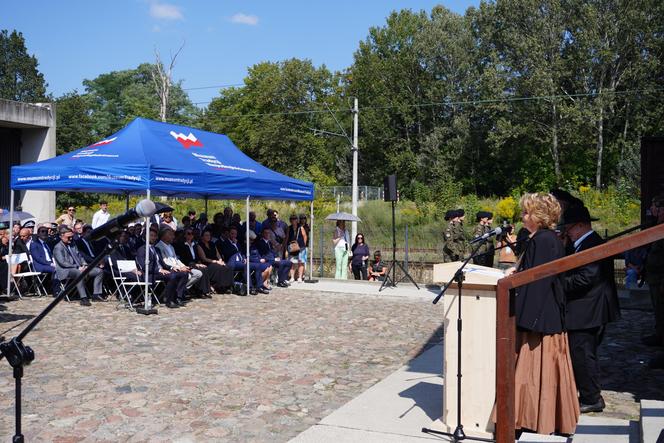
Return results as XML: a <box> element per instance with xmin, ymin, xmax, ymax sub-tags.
<box><xmin>183</xmin><ymin>83</ymin><xmax>244</xmax><ymax>91</ymax></box>
<box><xmin>190</xmin><ymin>87</ymin><xmax>664</xmax><ymax>118</ymax></box>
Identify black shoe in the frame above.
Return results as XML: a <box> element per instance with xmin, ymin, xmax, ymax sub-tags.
<box><xmin>166</xmin><ymin>301</ymin><xmax>180</xmax><ymax>309</ymax></box>
<box><xmin>176</xmin><ymin>299</ymin><xmax>187</xmax><ymax>307</ymax></box>
<box><xmin>79</xmin><ymin>298</ymin><xmax>92</xmax><ymax>306</ymax></box>
<box><xmin>648</xmin><ymin>353</ymin><xmax>664</xmax><ymax>369</ymax></box>
<box><xmin>204</xmin><ymin>293</ymin><xmax>213</xmax><ymax>299</ymax></box>
<box><xmin>641</xmin><ymin>334</ymin><xmax>663</xmax><ymax>347</ymax></box>
<box><xmin>277</xmin><ymin>281</ymin><xmax>289</xmax><ymax>288</ymax></box>
<box><xmin>249</xmin><ymin>288</ymin><xmax>258</xmax><ymax>295</ymax></box>
<box><xmin>257</xmin><ymin>287</ymin><xmax>269</xmax><ymax>294</ymax></box>
<box><xmin>580</xmin><ymin>397</ymin><xmax>605</xmax><ymax>413</ymax></box>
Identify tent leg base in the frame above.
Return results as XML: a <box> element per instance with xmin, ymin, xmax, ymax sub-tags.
<box><xmin>304</xmin><ymin>279</ymin><xmax>319</xmax><ymax>284</ymax></box>
<box><xmin>136</xmin><ymin>307</ymin><xmax>158</xmax><ymax>315</ymax></box>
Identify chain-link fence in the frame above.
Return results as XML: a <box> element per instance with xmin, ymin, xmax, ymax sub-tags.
<box><xmin>316</xmin><ymin>186</ymin><xmax>383</xmax><ymax>201</ymax></box>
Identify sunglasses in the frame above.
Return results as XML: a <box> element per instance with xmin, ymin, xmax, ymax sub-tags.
<box><xmin>68</xmin><ymin>209</ymin><xmax>76</xmax><ymax>212</ymax></box>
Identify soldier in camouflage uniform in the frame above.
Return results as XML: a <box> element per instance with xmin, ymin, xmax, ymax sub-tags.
<box><xmin>454</xmin><ymin>209</ymin><xmax>469</xmax><ymax>260</ymax></box>
<box><xmin>472</xmin><ymin>211</ymin><xmax>495</xmax><ymax>267</ymax></box>
<box><xmin>442</xmin><ymin>210</ymin><xmax>456</xmax><ymax>262</ymax></box>
<box><xmin>644</xmin><ymin>194</ymin><xmax>664</xmax><ymax>368</ymax></box>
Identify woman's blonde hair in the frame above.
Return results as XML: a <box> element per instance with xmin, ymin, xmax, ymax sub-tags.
<box><xmin>519</xmin><ymin>193</ymin><xmax>561</xmax><ymax>230</ymax></box>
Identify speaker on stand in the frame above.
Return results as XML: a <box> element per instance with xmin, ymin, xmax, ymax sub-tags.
<box><xmin>380</xmin><ymin>175</ymin><xmax>419</xmax><ymax>292</ymax></box>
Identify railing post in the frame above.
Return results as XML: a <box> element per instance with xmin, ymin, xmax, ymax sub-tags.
<box><xmin>495</xmin><ymin>282</ymin><xmax>515</xmax><ymax>443</ymax></box>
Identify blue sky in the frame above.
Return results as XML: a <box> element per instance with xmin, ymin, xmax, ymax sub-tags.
<box><xmin>2</xmin><ymin>0</ymin><xmax>479</xmax><ymax>105</ymax></box>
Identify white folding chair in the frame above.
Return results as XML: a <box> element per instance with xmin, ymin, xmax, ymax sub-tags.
<box><xmin>10</xmin><ymin>253</ymin><xmax>46</xmax><ymax>298</ymax></box>
<box><xmin>107</xmin><ymin>257</ymin><xmax>129</xmax><ymax>307</ymax></box>
<box><xmin>27</xmin><ymin>254</ymin><xmax>49</xmax><ymax>297</ymax></box>
<box><xmin>117</xmin><ymin>260</ymin><xmax>161</xmax><ymax>308</ymax></box>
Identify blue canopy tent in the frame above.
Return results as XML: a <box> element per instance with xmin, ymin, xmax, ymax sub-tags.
<box><xmin>8</xmin><ymin>118</ymin><xmax>315</xmax><ymax>311</ymax></box>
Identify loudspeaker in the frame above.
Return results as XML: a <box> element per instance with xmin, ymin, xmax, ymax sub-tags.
<box><xmin>384</xmin><ymin>175</ymin><xmax>397</xmax><ymax>202</ymax></box>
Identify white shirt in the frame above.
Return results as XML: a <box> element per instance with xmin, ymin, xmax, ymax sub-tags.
<box><xmin>573</xmin><ymin>229</ymin><xmax>595</xmax><ymax>252</ymax></box>
<box><xmin>92</xmin><ymin>209</ymin><xmax>110</xmax><ymax>229</ymax></box>
<box><xmin>334</xmin><ymin>227</ymin><xmax>349</xmax><ymax>250</ymax></box>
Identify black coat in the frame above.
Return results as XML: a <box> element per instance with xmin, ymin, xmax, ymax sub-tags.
<box><xmin>515</xmin><ymin>229</ymin><xmax>566</xmax><ymax>334</ymax></box>
<box><xmin>563</xmin><ymin>231</ymin><xmax>621</xmax><ymax>330</ymax></box>
<box><xmin>174</xmin><ymin>241</ymin><xmax>197</xmax><ymax>266</ymax></box>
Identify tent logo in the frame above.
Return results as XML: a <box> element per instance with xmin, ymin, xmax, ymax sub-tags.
<box><xmin>90</xmin><ymin>137</ymin><xmax>117</xmax><ymax>147</ymax></box>
<box><xmin>170</xmin><ymin>131</ymin><xmax>203</xmax><ymax>149</ymax></box>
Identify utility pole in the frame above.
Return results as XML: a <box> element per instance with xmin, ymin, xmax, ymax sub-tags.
<box><xmin>351</xmin><ymin>97</ymin><xmax>359</xmax><ymax>243</ymax></box>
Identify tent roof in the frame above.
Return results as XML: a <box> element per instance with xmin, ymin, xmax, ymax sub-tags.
<box><xmin>11</xmin><ymin>117</ymin><xmax>314</xmax><ymax>201</ymax></box>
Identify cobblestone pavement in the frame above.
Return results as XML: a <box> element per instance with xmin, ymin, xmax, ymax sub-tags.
<box><xmin>0</xmin><ymin>290</ymin><xmax>443</xmax><ymax>442</ymax></box>
<box><xmin>1</xmin><ymin>290</ymin><xmax>662</xmax><ymax>441</ymax></box>
<box><xmin>599</xmin><ymin>307</ymin><xmax>664</xmax><ymax>420</ymax></box>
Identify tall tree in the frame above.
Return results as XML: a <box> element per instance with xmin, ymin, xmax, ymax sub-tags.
<box><xmin>202</xmin><ymin>59</ymin><xmax>345</xmax><ymax>184</ymax></box>
<box><xmin>0</xmin><ymin>29</ymin><xmax>48</xmax><ymax>102</ymax></box>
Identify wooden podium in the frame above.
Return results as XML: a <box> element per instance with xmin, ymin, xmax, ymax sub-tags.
<box><xmin>431</xmin><ymin>262</ymin><xmax>505</xmax><ymax>439</ymax></box>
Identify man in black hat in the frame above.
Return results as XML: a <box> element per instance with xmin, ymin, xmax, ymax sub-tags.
<box><xmin>561</xmin><ymin>205</ymin><xmax>620</xmax><ymax>413</ymax></box>
<box><xmin>643</xmin><ymin>194</ymin><xmax>664</xmax><ymax>369</ymax></box>
<box><xmin>472</xmin><ymin>211</ymin><xmax>495</xmax><ymax>267</ymax></box>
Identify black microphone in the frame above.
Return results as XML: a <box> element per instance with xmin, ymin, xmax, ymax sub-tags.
<box><xmin>89</xmin><ymin>199</ymin><xmax>157</xmax><ymax>241</ymax></box>
<box><xmin>470</xmin><ymin>226</ymin><xmax>502</xmax><ymax>245</ymax></box>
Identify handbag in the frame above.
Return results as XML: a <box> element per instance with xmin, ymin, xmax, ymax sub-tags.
<box><xmin>288</xmin><ymin>227</ymin><xmax>301</xmax><ymax>254</ymax></box>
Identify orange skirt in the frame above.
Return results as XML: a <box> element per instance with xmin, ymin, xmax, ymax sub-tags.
<box><xmin>513</xmin><ymin>330</ymin><xmax>580</xmax><ymax>435</ymax></box>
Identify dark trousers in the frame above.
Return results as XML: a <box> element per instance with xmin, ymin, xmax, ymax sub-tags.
<box><xmin>351</xmin><ymin>263</ymin><xmax>367</xmax><ymax>280</ymax></box>
<box><xmin>568</xmin><ymin>326</ymin><xmax>605</xmax><ymax>404</ymax></box>
<box><xmin>229</xmin><ymin>261</ymin><xmax>263</xmax><ymax>288</ymax></box>
<box><xmin>155</xmin><ymin>271</ymin><xmax>188</xmax><ymax>303</ymax></box>
<box><xmin>649</xmin><ymin>283</ymin><xmax>664</xmax><ymax>342</ymax></box>
<box><xmin>273</xmin><ymin>260</ymin><xmax>292</xmax><ymax>283</ymax></box>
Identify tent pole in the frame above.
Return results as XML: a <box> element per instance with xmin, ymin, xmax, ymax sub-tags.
<box><xmin>246</xmin><ymin>196</ymin><xmax>250</xmax><ymax>292</ymax></box>
<box><xmin>7</xmin><ymin>189</ymin><xmax>15</xmax><ymax>296</ymax></box>
<box><xmin>204</xmin><ymin>196</ymin><xmax>209</xmax><ymax>215</ymax></box>
<box><xmin>137</xmin><ymin>189</ymin><xmax>157</xmax><ymax>315</ymax></box>
<box><xmin>125</xmin><ymin>193</ymin><xmax>130</xmax><ymax>212</ymax></box>
<box><xmin>309</xmin><ymin>199</ymin><xmax>314</xmax><ymax>281</ymax></box>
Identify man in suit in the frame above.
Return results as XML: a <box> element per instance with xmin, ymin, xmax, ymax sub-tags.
<box><xmin>155</xmin><ymin>227</ymin><xmax>211</xmax><ymax>298</ymax></box>
<box><xmin>53</xmin><ymin>226</ymin><xmax>105</xmax><ymax>306</ymax></box>
<box><xmin>30</xmin><ymin>223</ymin><xmax>59</xmax><ymax>294</ymax></box>
<box><xmin>561</xmin><ymin>205</ymin><xmax>620</xmax><ymax>413</ymax></box>
<box><xmin>136</xmin><ymin>228</ymin><xmax>188</xmax><ymax>308</ymax></box>
<box><xmin>256</xmin><ymin>228</ymin><xmax>291</xmax><ymax>288</ymax></box>
<box><xmin>220</xmin><ymin>226</ymin><xmax>264</xmax><ymax>295</ymax></box>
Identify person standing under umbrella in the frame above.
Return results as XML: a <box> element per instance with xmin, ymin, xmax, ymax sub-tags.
<box><xmin>333</xmin><ymin>220</ymin><xmax>350</xmax><ymax>279</ymax></box>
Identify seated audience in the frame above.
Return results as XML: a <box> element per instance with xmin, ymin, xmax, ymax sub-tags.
<box><xmin>136</xmin><ymin>229</ymin><xmax>188</xmax><ymax>308</ymax></box>
<box><xmin>155</xmin><ymin>227</ymin><xmax>211</xmax><ymax>298</ymax></box>
<box><xmin>368</xmin><ymin>251</ymin><xmax>387</xmax><ymax>281</ymax></box>
<box><xmin>53</xmin><ymin>226</ymin><xmax>105</xmax><ymax>305</ymax></box>
<box><xmin>30</xmin><ymin>223</ymin><xmax>59</xmax><ymax>294</ymax></box>
<box><xmin>191</xmin><ymin>229</ymin><xmax>235</xmax><ymax>292</ymax></box>
<box><xmin>256</xmin><ymin>228</ymin><xmax>292</xmax><ymax>287</ymax></box>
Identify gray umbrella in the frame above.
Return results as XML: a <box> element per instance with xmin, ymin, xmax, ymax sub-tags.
<box><xmin>0</xmin><ymin>211</ymin><xmax>35</xmax><ymax>222</ymax></box>
<box><xmin>325</xmin><ymin>212</ymin><xmax>362</xmax><ymax>222</ymax></box>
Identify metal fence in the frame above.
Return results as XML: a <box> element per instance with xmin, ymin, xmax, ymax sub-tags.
<box><xmin>316</xmin><ymin>186</ymin><xmax>383</xmax><ymax>201</ymax></box>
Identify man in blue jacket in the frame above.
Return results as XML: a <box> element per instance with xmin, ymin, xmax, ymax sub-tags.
<box><xmin>256</xmin><ymin>228</ymin><xmax>291</xmax><ymax>288</ymax></box>
<box><xmin>30</xmin><ymin>223</ymin><xmax>59</xmax><ymax>294</ymax></box>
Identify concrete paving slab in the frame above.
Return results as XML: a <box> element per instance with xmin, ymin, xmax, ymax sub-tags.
<box><xmin>296</xmin><ymin>277</ymin><xmax>439</xmax><ymax>300</ymax></box>
<box><xmin>640</xmin><ymin>399</ymin><xmax>664</xmax><ymax>443</ymax></box>
<box><xmin>290</xmin><ymin>344</ymin><xmax>444</xmax><ymax>442</ymax></box>
<box><xmin>291</xmin><ymin>424</ymin><xmax>441</xmax><ymax>442</ymax></box>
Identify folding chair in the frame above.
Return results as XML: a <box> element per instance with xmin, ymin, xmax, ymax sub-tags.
<box><xmin>117</xmin><ymin>260</ymin><xmax>161</xmax><ymax>309</ymax></box>
<box><xmin>27</xmin><ymin>255</ymin><xmax>50</xmax><ymax>297</ymax></box>
<box><xmin>9</xmin><ymin>253</ymin><xmax>46</xmax><ymax>298</ymax></box>
<box><xmin>107</xmin><ymin>257</ymin><xmax>129</xmax><ymax>307</ymax></box>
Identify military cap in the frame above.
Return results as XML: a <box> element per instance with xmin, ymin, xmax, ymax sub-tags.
<box><xmin>444</xmin><ymin>210</ymin><xmax>455</xmax><ymax>221</ymax></box>
<box><xmin>456</xmin><ymin>209</ymin><xmax>465</xmax><ymax>217</ymax></box>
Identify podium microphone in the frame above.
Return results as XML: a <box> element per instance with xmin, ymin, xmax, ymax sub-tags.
<box><xmin>89</xmin><ymin>199</ymin><xmax>157</xmax><ymax>241</ymax></box>
<box><xmin>469</xmin><ymin>226</ymin><xmax>502</xmax><ymax>245</ymax></box>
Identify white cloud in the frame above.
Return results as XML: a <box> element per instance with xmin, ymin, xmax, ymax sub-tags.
<box><xmin>150</xmin><ymin>2</ymin><xmax>184</xmax><ymax>20</ymax></box>
<box><xmin>231</xmin><ymin>13</ymin><xmax>259</xmax><ymax>26</ymax></box>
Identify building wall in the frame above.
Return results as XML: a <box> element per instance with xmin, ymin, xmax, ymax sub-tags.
<box><xmin>0</xmin><ymin>99</ymin><xmax>56</xmax><ymax>224</ymax></box>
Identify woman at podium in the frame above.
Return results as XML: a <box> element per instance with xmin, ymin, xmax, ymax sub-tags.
<box><xmin>504</xmin><ymin>193</ymin><xmax>579</xmax><ymax>435</ymax></box>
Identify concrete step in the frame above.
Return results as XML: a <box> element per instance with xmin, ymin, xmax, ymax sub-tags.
<box><xmin>517</xmin><ymin>415</ymin><xmax>639</xmax><ymax>443</ymax></box>
<box><xmin>640</xmin><ymin>399</ymin><xmax>664</xmax><ymax>443</ymax></box>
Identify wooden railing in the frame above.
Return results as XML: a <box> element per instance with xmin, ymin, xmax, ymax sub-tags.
<box><xmin>494</xmin><ymin>222</ymin><xmax>664</xmax><ymax>443</ymax></box>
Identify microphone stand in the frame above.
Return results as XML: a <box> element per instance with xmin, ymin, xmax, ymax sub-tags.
<box><xmin>0</xmin><ymin>239</ymin><xmax>119</xmax><ymax>443</ymax></box>
<box><xmin>423</xmin><ymin>238</ymin><xmax>496</xmax><ymax>443</ymax></box>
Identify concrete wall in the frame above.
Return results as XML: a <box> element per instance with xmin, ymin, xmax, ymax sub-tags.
<box><xmin>0</xmin><ymin>99</ymin><xmax>56</xmax><ymax>223</ymax></box>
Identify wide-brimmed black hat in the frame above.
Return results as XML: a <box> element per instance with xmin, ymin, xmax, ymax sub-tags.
<box><xmin>550</xmin><ymin>188</ymin><xmax>584</xmax><ymax>208</ymax></box>
<box><xmin>560</xmin><ymin>206</ymin><xmax>599</xmax><ymax>226</ymax></box>
<box><xmin>476</xmin><ymin>211</ymin><xmax>493</xmax><ymax>221</ymax></box>
<box><xmin>456</xmin><ymin>209</ymin><xmax>465</xmax><ymax>217</ymax></box>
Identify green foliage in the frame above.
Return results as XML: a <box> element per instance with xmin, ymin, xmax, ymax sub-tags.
<box><xmin>0</xmin><ymin>29</ymin><xmax>48</xmax><ymax>102</ymax></box>
<box><xmin>495</xmin><ymin>196</ymin><xmax>518</xmax><ymax>222</ymax></box>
